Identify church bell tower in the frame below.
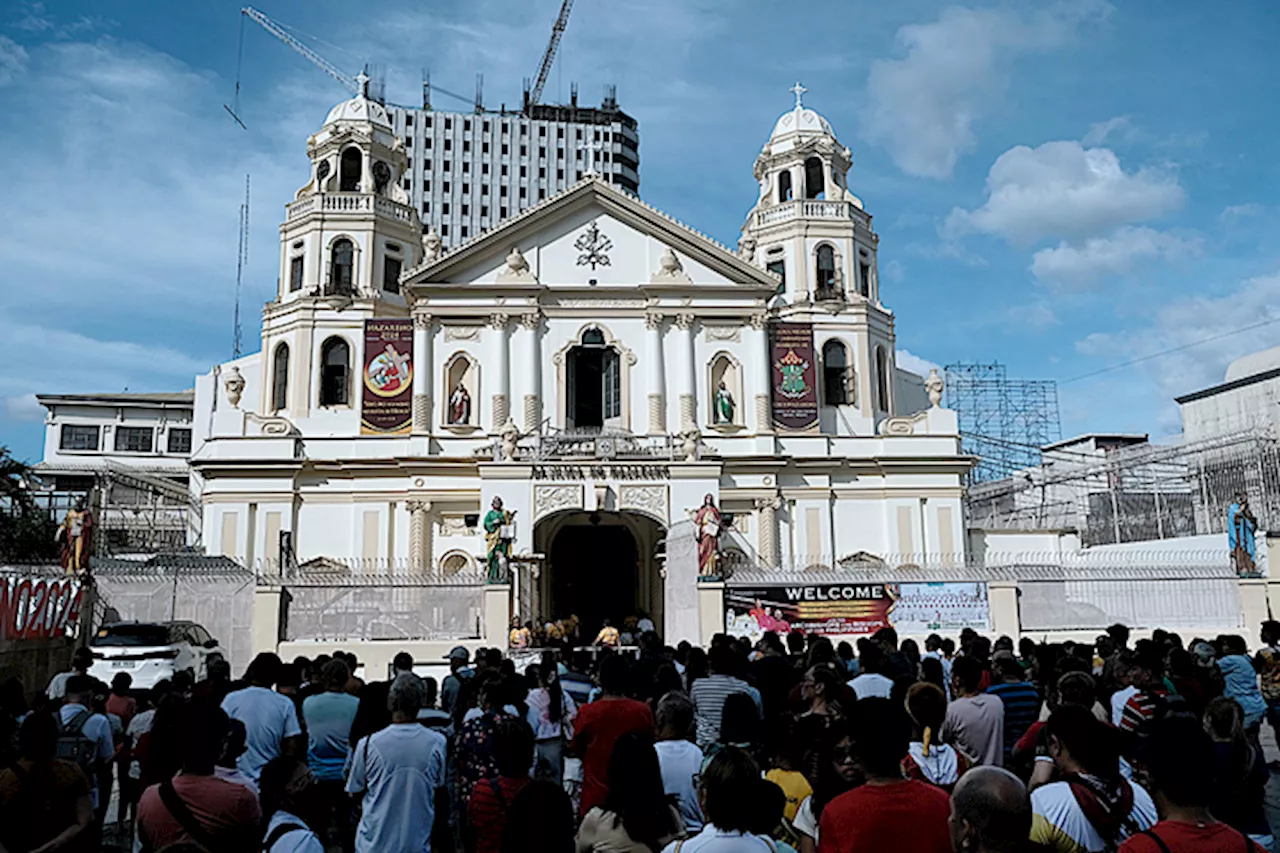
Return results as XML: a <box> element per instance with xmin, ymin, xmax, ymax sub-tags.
<box><xmin>258</xmin><ymin>74</ymin><xmax>426</xmax><ymax>420</ymax></box>
<box><xmin>739</xmin><ymin>84</ymin><xmax>900</xmax><ymax>434</ymax></box>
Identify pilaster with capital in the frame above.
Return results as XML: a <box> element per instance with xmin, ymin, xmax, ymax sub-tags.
<box><xmin>407</xmin><ymin>500</ymin><xmax>432</xmax><ymax>571</ymax></box>
<box><xmin>412</xmin><ymin>314</ymin><xmax>434</xmax><ymax>434</ymax></box>
<box><xmin>520</xmin><ymin>312</ymin><xmax>542</xmax><ymax>430</ymax></box>
<box><xmin>748</xmin><ymin>313</ymin><xmax>773</xmax><ymax>434</ymax></box>
<box><xmin>489</xmin><ymin>313</ymin><xmax>510</xmax><ymax>429</ymax></box>
<box><xmin>674</xmin><ymin>313</ymin><xmax>697</xmax><ymax>430</ymax></box>
<box><xmin>754</xmin><ymin>495</ymin><xmax>780</xmax><ymax>568</ymax></box>
<box><xmin>645</xmin><ymin>312</ymin><xmax>666</xmax><ymax>434</ymax></box>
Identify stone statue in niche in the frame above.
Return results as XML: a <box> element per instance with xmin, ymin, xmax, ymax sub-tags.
<box><xmin>714</xmin><ymin>381</ymin><xmax>735</xmax><ymax>424</ymax></box>
<box><xmin>448</xmin><ymin>381</ymin><xmax>471</xmax><ymax>425</ymax></box>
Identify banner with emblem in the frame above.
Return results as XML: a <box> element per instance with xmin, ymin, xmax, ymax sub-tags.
<box><xmin>769</xmin><ymin>322</ymin><xmax>819</xmax><ymax>431</ymax></box>
<box><xmin>361</xmin><ymin>318</ymin><xmax>414</xmax><ymax>435</ymax></box>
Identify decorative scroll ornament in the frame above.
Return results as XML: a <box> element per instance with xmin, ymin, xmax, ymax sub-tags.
<box><xmin>574</xmin><ymin>223</ymin><xmax>613</xmax><ymax>271</ymax></box>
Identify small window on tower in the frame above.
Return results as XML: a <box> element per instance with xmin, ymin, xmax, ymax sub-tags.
<box><xmin>289</xmin><ymin>256</ymin><xmax>304</xmax><ymax>291</ymax></box>
<box><xmin>383</xmin><ymin>255</ymin><xmax>402</xmax><ymax>294</ymax></box>
<box><xmin>778</xmin><ymin>170</ymin><xmax>793</xmax><ymax>202</ymax></box>
<box><xmin>339</xmin><ymin>147</ymin><xmax>361</xmax><ymax>192</ymax></box>
<box><xmin>329</xmin><ymin>239</ymin><xmax>354</xmax><ymax>294</ymax></box>
<box><xmin>859</xmin><ymin>261</ymin><xmax>871</xmax><ymax>297</ymax></box>
<box><xmin>804</xmin><ymin>157</ymin><xmax>825</xmax><ymax>199</ymax></box>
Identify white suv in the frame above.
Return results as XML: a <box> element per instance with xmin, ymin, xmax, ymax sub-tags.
<box><xmin>88</xmin><ymin>621</ymin><xmax>225</xmax><ymax>690</ymax></box>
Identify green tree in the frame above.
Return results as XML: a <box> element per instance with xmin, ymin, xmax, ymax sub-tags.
<box><xmin>0</xmin><ymin>446</ymin><xmax>59</xmax><ymax>562</ymax></box>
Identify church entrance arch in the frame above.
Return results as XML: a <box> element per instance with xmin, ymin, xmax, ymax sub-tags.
<box><xmin>534</xmin><ymin>510</ymin><xmax>664</xmax><ymax>640</ymax></box>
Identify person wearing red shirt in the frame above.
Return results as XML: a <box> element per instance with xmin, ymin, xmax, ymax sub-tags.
<box><xmin>468</xmin><ymin>716</ymin><xmax>534</xmax><ymax>853</ymax></box>
<box><xmin>1118</xmin><ymin>717</ymin><xmax>1268</xmax><ymax>853</ymax></box>
<box><xmin>572</xmin><ymin>655</ymin><xmax>655</xmax><ymax>816</ymax></box>
<box><xmin>817</xmin><ymin>698</ymin><xmax>952</xmax><ymax>853</ymax></box>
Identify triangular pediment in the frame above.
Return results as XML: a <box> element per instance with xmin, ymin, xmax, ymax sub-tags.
<box><xmin>403</xmin><ymin>178</ymin><xmax>779</xmax><ymax>293</ymax></box>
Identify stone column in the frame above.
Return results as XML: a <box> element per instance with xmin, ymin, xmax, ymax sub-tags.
<box><xmin>520</xmin><ymin>313</ymin><xmax>541</xmax><ymax>431</ymax></box>
<box><xmin>645</xmin><ymin>312</ymin><xmax>666</xmax><ymax>435</ymax></box>
<box><xmin>674</xmin><ymin>313</ymin><xmax>697</xmax><ymax>430</ymax></box>
<box><xmin>754</xmin><ymin>495</ymin><xmax>780</xmax><ymax>568</ymax></box>
<box><xmin>412</xmin><ymin>314</ymin><xmax>433</xmax><ymax>434</ymax></box>
<box><xmin>749</xmin><ymin>313</ymin><xmax>773</xmax><ymax>433</ymax></box>
<box><xmin>407</xmin><ymin>500</ymin><xmax>431</xmax><ymax>571</ymax></box>
<box><xmin>489</xmin><ymin>313</ymin><xmax>510</xmax><ymax>429</ymax></box>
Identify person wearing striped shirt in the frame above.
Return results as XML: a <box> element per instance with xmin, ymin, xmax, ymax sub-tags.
<box><xmin>987</xmin><ymin>653</ymin><xmax>1041</xmax><ymax>764</ymax></box>
<box><xmin>690</xmin><ymin>647</ymin><xmax>758</xmax><ymax>752</ymax></box>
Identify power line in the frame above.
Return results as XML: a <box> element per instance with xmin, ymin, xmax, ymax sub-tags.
<box><xmin>1059</xmin><ymin>313</ymin><xmax>1280</xmax><ymax>386</ymax></box>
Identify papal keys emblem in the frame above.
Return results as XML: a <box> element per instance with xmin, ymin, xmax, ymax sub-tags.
<box><xmin>775</xmin><ymin>349</ymin><xmax>810</xmax><ymax>398</ymax></box>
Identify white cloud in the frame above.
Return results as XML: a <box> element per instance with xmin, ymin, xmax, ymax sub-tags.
<box><xmin>896</xmin><ymin>348</ymin><xmax>941</xmax><ymax>377</ymax></box>
<box><xmin>945</xmin><ymin>141</ymin><xmax>1183</xmax><ymax>246</ymax></box>
<box><xmin>3</xmin><ymin>394</ymin><xmax>43</xmax><ymax>423</ymax></box>
<box><xmin>862</xmin><ymin>1</ymin><xmax>1111</xmax><ymax>179</ymax></box>
<box><xmin>1003</xmin><ymin>302</ymin><xmax>1061</xmax><ymax>330</ymax></box>
<box><xmin>0</xmin><ymin>37</ymin><xmax>28</xmax><ymax>86</ymax></box>
<box><xmin>1221</xmin><ymin>203</ymin><xmax>1264</xmax><ymax>221</ymax></box>
<box><xmin>1075</xmin><ymin>272</ymin><xmax>1280</xmax><ymax>400</ymax></box>
<box><xmin>1031</xmin><ymin>226</ymin><xmax>1200</xmax><ymax>284</ymax></box>
<box><xmin>1082</xmin><ymin>115</ymin><xmax>1138</xmax><ymax>147</ymax></box>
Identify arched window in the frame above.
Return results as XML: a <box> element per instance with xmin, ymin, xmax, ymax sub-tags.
<box><xmin>815</xmin><ymin>245</ymin><xmax>837</xmax><ymax>299</ymax></box>
<box><xmin>330</xmin><ymin>239</ymin><xmax>354</xmax><ymax>294</ymax></box>
<box><xmin>271</xmin><ymin>342</ymin><xmax>289</xmax><ymax>411</ymax></box>
<box><xmin>858</xmin><ymin>256</ymin><xmax>871</xmax><ymax>298</ymax></box>
<box><xmin>804</xmin><ymin>157</ymin><xmax>825</xmax><ymax>199</ymax></box>
<box><xmin>339</xmin><ymin>147</ymin><xmax>362</xmax><ymax>192</ymax></box>
<box><xmin>777</xmin><ymin>170</ymin><xmax>793</xmax><ymax>203</ymax></box>
<box><xmin>822</xmin><ymin>340</ymin><xmax>851</xmax><ymax>406</ymax></box>
<box><xmin>875</xmin><ymin>346</ymin><xmax>890</xmax><ymax>412</ymax></box>
<box><xmin>319</xmin><ymin>337</ymin><xmax>350</xmax><ymax>407</ymax></box>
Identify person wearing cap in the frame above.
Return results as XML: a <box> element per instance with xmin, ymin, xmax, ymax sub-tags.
<box><xmin>442</xmin><ymin>646</ymin><xmax>475</xmax><ymax>715</ymax></box>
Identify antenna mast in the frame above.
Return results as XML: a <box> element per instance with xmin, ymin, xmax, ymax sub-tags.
<box><xmin>233</xmin><ymin>174</ymin><xmax>249</xmax><ymax>359</ymax></box>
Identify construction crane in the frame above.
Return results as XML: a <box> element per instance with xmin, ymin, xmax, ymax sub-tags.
<box><xmin>228</xmin><ymin>5</ymin><xmax>472</xmax><ymax>126</ymax></box>
<box><xmin>529</xmin><ymin>0</ymin><xmax>575</xmax><ymax>107</ymax></box>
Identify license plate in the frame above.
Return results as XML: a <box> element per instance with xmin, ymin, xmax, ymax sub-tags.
<box><xmin>111</xmin><ymin>660</ymin><xmax>134</xmax><ymax>668</ymax></box>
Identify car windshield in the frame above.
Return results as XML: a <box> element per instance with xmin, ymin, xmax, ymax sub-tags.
<box><xmin>92</xmin><ymin>624</ymin><xmax>172</xmax><ymax>647</ymax></box>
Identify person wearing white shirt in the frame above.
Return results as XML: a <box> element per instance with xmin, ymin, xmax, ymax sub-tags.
<box><xmin>346</xmin><ymin>673</ymin><xmax>447</xmax><ymax>853</ymax></box>
<box><xmin>525</xmin><ymin>657</ymin><xmax>577</xmax><ymax>784</ymax></box>
<box><xmin>58</xmin><ymin>676</ymin><xmax>115</xmax><ymax>812</ymax></box>
<box><xmin>654</xmin><ymin>693</ymin><xmax>706</xmax><ymax>833</ymax></box>
<box><xmin>220</xmin><ymin>653</ymin><xmax>304</xmax><ymax>783</ymax></box>
<box><xmin>47</xmin><ymin>648</ymin><xmax>94</xmax><ymax>700</ymax></box>
<box><xmin>662</xmin><ymin>747</ymin><xmax>773</xmax><ymax>853</ymax></box>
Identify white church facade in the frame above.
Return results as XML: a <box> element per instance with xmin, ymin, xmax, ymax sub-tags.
<box><xmin>190</xmin><ymin>81</ymin><xmax>972</xmax><ymax>642</ymax></box>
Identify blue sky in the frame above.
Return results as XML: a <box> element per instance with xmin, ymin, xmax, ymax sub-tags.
<box><xmin>3</xmin><ymin>0</ymin><xmax>1280</xmax><ymax>463</ymax></box>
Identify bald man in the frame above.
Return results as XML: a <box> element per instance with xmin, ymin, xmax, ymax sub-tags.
<box><xmin>949</xmin><ymin>766</ymin><xmax>1031</xmax><ymax>853</ymax></box>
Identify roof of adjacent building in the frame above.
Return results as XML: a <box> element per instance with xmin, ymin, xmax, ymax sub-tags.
<box><xmin>36</xmin><ymin>391</ymin><xmax>194</xmax><ymax>407</ymax></box>
<box><xmin>1041</xmin><ymin>433</ymin><xmax>1149</xmax><ymax>453</ymax></box>
<box><xmin>1175</xmin><ymin>364</ymin><xmax>1280</xmax><ymax>404</ymax></box>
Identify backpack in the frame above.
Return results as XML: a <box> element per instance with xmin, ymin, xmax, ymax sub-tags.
<box><xmin>54</xmin><ymin>710</ymin><xmax>98</xmax><ymax>779</ymax></box>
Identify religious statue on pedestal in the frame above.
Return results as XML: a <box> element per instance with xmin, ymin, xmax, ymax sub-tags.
<box><xmin>57</xmin><ymin>499</ymin><xmax>94</xmax><ymax>574</ymax></box>
<box><xmin>1229</xmin><ymin>492</ymin><xmax>1258</xmax><ymax>577</ymax></box>
<box><xmin>714</xmin><ymin>382</ymin><xmax>735</xmax><ymax>425</ymax></box>
<box><xmin>484</xmin><ymin>496</ymin><xmax>516</xmax><ymax>583</ymax></box>
<box><xmin>449</xmin><ymin>382</ymin><xmax>471</xmax><ymax>425</ymax></box>
<box><xmin>694</xmin><ymin>494</ymin><xmax>723</xmax><ymax>579</ymax></box>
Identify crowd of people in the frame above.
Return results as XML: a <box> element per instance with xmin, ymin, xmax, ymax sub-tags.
<box><xmin>3</xmin><ymin>620</ymin><xmax>1280</xmax><ymax>852</ymax></box>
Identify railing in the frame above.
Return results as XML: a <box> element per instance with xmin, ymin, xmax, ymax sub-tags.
<box><xmin>252</xmin><ymin>556</ymin><xmax>486</xmax><ymax>586</ymax></box>
<box><xmin>755</xmin><ymin>199</ymin><xmax>857</xmax><ymax>227</ymax></box>
<box><xmin>286</xmin><ymin>193</ymin><xmax>414</xmax><ymax>223</ymax></box>
<box><xmin>474</xmin><ymin>427</ymin><xmax>679</xmax><ymax>462</ymax></box>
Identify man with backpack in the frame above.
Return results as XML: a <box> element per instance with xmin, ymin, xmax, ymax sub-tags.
<box><xmin>56</xmin><ymin>674</ymin><xmax>114</xmax><ymax>840</ymax></box>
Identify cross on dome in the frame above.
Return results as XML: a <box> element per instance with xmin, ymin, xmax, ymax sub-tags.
<box><xmin>790</xmin><ymin>81</ymin><xmax>807</xmax><ymax>109</ymax></box>
<box><xmin>355</xmin><ymin>69</ymin><xmax>370</xmax><ymax>98</ymax></box>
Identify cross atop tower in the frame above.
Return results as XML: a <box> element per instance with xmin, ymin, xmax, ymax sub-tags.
<box><xmin>356</xmin><ymin>69</ymin><xmax>370</xmax><ymax>98</ymax></box>
<box><xmin>790</xmin><ymin>81</ymin><xmax>807</xmax><ymax>110</ymax></box>
<box><xmin>578</xmin><ymin>133</ymin><xmax>605</xmax><ymax>177</ymax></box>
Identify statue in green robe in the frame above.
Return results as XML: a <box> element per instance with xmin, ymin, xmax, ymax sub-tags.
<box><xmin>714</xmin><ymin>381</ymin><xmax>735</xmax><ymax>425</ymax></box>
<box><xmin>484</xmin><ymin>496</ymin><xmax>516</xmax><ymax>583</ymax></box>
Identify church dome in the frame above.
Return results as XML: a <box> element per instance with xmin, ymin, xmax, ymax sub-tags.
<box><xmin>323</xmin><ymin>91</ymin><xmax>392</xmax><ymax>130</ymax></box>
<box><xmin>769</xmin><ymin>104</ymin><xmax>835</xmax><ymax>141</ymax></box>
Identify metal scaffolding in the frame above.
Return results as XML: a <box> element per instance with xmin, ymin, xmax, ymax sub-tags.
<box><xmin>944</xmin><ymin>362</ymin><xmax>1063</xmax><ymax>483</ymax></box>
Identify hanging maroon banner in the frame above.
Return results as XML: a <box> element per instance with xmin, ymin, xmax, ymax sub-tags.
<box><xmin>770</xmin><ymin>322</ymin><xmax>819</xmax><ymax>431</ymax></box>
<box><xmin>361</xmin><ymin>318</ymin><xmax>414</xmax><ymax>435</ymax></box>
